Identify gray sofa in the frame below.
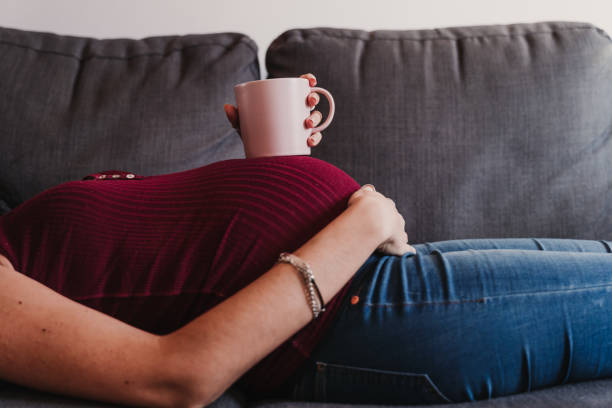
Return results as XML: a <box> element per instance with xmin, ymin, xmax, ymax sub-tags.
<box><xmin>1</xmin><ymin>21</ymin><xmax>611</xmax><ymax>407</ymax></box>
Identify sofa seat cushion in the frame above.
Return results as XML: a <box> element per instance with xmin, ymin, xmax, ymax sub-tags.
<box><xmin>253</xmin><ymin>377</ymin><xmax>612</xmax><ymax>408</ymax></box>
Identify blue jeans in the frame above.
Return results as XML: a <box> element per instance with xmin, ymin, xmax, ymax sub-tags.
<box><xmin>287</xmin><ymin>238</ymin><xmax>612</xmax><ymax>404</ymax></box>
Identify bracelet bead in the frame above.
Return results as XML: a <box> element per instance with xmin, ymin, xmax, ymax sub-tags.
<box><xmin>277</xmin><ymin>252</ymin><xmax>326</xmax><ymax>319</ymax></box>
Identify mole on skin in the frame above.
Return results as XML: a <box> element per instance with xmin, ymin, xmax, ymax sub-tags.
<box><xmin>41</xmin><ymin>328</ymin><xmax>47</xmax><ymax>333</ymax></box>
<box><xmin>18</xmin><ymin>301</ymin><xmax>22</xmax><ymax>304</ymax></box>
<box><xmin>124</xmin><ymin>380</ymin><xmax>130</xmax><ymax>385</ymax></box>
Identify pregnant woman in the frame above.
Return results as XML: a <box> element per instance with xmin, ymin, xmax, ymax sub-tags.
<box><xmin>1</xmin><ymin>73</ymin><xmax>612</xmax><ymax>407</ymax></box>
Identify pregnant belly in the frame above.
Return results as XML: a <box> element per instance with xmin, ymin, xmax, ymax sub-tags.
<box><xmin>0</xmin><ymin>156</ymin><xmax>360</xmax><ymax>334</ymax></box>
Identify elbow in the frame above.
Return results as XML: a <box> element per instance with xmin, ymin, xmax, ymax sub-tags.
<box><xmin>153</xmin><ymin>373</ymin><xmax>213</xmax><ymax>408</ymax></box>
<box><xmin>175</xmin><ymin>384</ymin><xmax>220</xmax><ymax>408</ymax></box>
<box><xmin>139</xmin><ymin>371</ymin><xmax>209</xmax><ymax>408</ymax></box>
<box><xmin>160</xmin><ymin>384</ymin><xmax>209</xmax><ymax>408</ymax></box>
<box><xmin>154</xmin><ymin>364</ymin><xmax>215</xmax><ymax>408</ymax></box>
<box><xmin>156</xmin><ymin>335</ymin><xmax>221</xmax><ymax>408</ymax></box>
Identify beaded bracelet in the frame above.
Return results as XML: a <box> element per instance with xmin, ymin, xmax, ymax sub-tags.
<box><xmin>277</xmin><ymin>252</ymin><xmax>326</xmax><ymax>319</ymax></box>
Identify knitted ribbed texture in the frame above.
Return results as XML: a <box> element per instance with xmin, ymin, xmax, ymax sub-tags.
<box><xmin>0</xmin><ymin>155</ymin><xmax>361</xmax><ymax>396</ymax></box>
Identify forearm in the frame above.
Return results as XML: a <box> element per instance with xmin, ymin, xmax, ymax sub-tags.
<box><xmin>0</xmin><ymin>266</ymin><xmax>182</xmax><ymax>407</ymax></box>
<box><xmin>0</xmin><ymin>201</ymin><xmax>382</xmax><ymax>408</ymax></box>
<box><xmin>164</xmin><ymin>202</ymin><xmax>383</xmax><ymax>405</ymax></box>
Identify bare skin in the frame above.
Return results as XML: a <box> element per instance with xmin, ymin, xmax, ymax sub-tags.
<box><xmin>0</xmin><ymin>74</ymin><xmax>414</xmax><ymax>407</ymax></box>
<box><xmin>0</xmin><ymin>254</ymin><xmax>12</xmax><ymax>270</ymax></box>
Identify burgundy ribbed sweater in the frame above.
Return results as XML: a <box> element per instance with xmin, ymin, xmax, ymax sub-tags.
<box><xmin>0</xmin><ymin>156</ymin><xmax>361</xmax><ymax>396</ymax></box>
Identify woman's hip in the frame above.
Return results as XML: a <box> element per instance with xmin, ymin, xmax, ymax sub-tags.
<box><xmin>289</xmin><ymin>238</ymin><xmax>612</xmax><ymax>404</ymax></box>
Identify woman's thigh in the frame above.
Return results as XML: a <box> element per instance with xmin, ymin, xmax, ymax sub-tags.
<box><xmin>416</xmin><ymin>238</ymin><xmax>612</xmax><ymax>254</ymax></box>
<box><xmin>289</xmin><ymin>240</ymin><xmax>612</xmax><ymax>404</ymax></box>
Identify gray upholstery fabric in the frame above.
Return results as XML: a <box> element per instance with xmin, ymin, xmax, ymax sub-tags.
<box><xmin>0</xmin><ymin>382</ymin><xmax>119</xmax><ymax>407</ymax></box>
<box><xmin>3</xmin><ymin>378</ymin><xmax>612</xmax><ymax>408</ymax></box>
<box><xmin>0</xmin><ymin>27</ymin><xmax>258</xmax><ymax>213</ymax></box>
<box><xmin>266</xmin><ymin>21</ymin><xmax>612</xmax><ymax>243</ymax></box>
<box><xmin>252</xmin><ymin>378</ymin><xmax>612</xmax><ymax>408</ymax></box>
<box><xmin>2</xmin><ymin>22</ymin><xmax>612</xmax><ymax>408</ymax></box>
<box><xmin>0</xmin><ymin>381</ymin><xmax>246</xmax><ymax>407</ymax></box>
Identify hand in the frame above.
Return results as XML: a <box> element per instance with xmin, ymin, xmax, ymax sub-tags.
<box><xmin>223</xmin><ymin>73</ymin><xmax>325</xmax><ymax>147</ymax></box>
<box><xmin>347</xmin><ymin>184</ymin><xmax>416</xmax><ymax>256</ymax></box>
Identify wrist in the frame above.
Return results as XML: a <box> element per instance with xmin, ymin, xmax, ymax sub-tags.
<box><xmin>291</xmin><ymin>200</ymin><xmax>384</xmax><ymax>304</ymax></box>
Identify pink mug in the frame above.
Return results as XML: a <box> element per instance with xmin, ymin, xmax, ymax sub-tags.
<box><xmin>234</xmin><ymin>77</ymin><xmax>335</xmax><ymax>158</ymax></box>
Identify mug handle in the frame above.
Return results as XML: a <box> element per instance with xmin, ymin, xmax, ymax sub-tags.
<box><xmin>309</xmin><ymin>87</ymin><xmax>335</xmax><ymax>134</ymax></box>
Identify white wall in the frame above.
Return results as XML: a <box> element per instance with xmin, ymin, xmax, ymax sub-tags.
<box><xmin>1</xmin><ymin>0</ymin><xmax>611</xmax><ymax>77</ymax></box>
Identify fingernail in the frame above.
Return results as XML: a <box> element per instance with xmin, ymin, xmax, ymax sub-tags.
<box><xmin>306</xmin><ymin>118</ymin><xmax>314</xmax><ymax>127</ymax></box>
<box><xmin>362</xmin><ymin>184</ymin><xmax>375</xmax><ymax>192</ymax></box>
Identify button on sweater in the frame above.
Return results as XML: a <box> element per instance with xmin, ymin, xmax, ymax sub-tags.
<box><xmin>0</xmin><ymin>155</ymin><xmax>361</xmax><ymax>396</ymax></box>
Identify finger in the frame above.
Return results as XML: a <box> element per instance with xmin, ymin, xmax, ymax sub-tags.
<box><xmin>347</xmin><ymin>184</ymin><xmax>376</xmax><ymax>206</ymax></box>
<box><xmin>376</xmin><ymin>241</ymin><xmax>388</xmax><ymax>254</ymax></box>
<box><xmin>404</xmin><ymin>244</ymin><xmax>417</xmax><ymax>255</ymax></box>
<box><xmin>307</xmin><ymin>92</ymin><xmax>320</xmax><ymax>108</ymax></box>
<box><xmin>376</xmin><ymin>230</ymin><xmax>413</xmax><ymax>255</ymax></box>
<box><xmin>400</xmin><ymin>231</ymin><xmax>416</xmax><ymax>255</ymax></box>
<box><xmin>300</xmin><ymin>73</ymin><xmax>317</xmax><ymax>87</ymax></box>
<box><xmin>224</xmin><ymin>104</ymin><xmax>240</xmax><ymax>129</ymax></box>
<box><xmin>305</xmin><ymin>111</ymin><xmax>323</xmax><ymax>128</ymax></box>
<box><xmin>362</xmin><ymin>184</ymin><xmax>376</xmax><ymax>192</ymax></box>
<box><xmin>307</xmin><ymin>132</ymin><xmax>322</xmax><ymax>147</ymax></box>
<box><xmin>385</xmin><ymin>241</ymin><xmax>415</xmax><ymax>256</ymax></box>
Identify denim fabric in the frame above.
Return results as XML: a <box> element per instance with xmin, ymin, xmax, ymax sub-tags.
<box><xmin>289</xmin><ymin>239</ymin><xmax>612</xmax><ymax>405</ymax></box>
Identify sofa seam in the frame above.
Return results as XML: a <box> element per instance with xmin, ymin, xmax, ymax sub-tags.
<box><xmin>0</xmin><ymin>36</ymin><xmax>258</xmax><ymax>62</ymax></box>
<box><xmin>291</xmin><ymin>25</ymin><xmax>605</xmax><ymax>44</ymax></box>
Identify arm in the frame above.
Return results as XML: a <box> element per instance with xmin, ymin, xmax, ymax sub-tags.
<box><xmin>0</xmin><ymin>263</ymin><xmax>179</xmax><ymax>407</ymax></box>
<box><xmin>163</xmin><ymin>196</ymin><xmax>390</xmax><ymax>405</ymax></box>
<box><xmin>0</xmin><ymin>189</ymin><xmax>408</xmax><ymax>408</ymax></box>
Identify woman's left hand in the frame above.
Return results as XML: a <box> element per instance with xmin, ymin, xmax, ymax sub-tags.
<box><xmin>224</xmin><ymin>73</ymin><xmax>324</xmax><ymax>147</ymax></box>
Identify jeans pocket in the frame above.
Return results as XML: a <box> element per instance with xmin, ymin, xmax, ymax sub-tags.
<box><xmin>311</xmin><ymin>361</ymin><xmax>453</xmax><ymax>405</ymax></box>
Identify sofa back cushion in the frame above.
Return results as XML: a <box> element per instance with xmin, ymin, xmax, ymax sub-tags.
<box><xmin>0</xmin><ymin>27</ymin><xmax>258</xmax><ymax>213</ymax></box>
<box><xmin>267</xmin><ymin>22</ymin><xmax>612</xmax><ymax>242</ymax></box>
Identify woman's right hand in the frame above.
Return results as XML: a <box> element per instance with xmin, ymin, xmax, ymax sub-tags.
<box><xmin>348</xmin><ymin>184</ymin><xmax>416</xmax><ymax>256</ymax></box>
